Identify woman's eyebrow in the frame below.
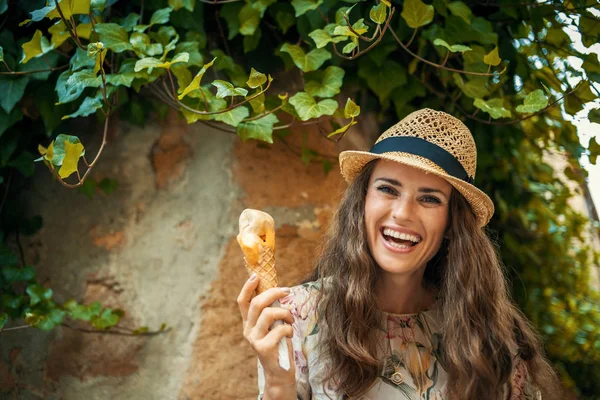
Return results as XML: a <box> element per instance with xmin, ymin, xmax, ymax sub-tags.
<box><xmin>374</xmin><ymin>177</ymin><xmax>449</xmax><ymax>198</ymax></box>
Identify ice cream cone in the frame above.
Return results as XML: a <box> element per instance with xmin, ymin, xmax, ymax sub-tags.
<box><xmin>244</xmin><ymin>245</ymin><xmax>277</xmax><ymax>294</ymax></box>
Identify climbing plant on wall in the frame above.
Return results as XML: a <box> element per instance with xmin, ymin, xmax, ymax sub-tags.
<box><xmin>0</xmin><ymin>0</ymin><xmax>599</xmax><ymax>396</ymax></box>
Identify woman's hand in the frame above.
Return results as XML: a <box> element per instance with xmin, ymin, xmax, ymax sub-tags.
<box><xmin>238</xmin><ymin>273</ymin><xmax>297</xmax><ymax>398</ymax></box>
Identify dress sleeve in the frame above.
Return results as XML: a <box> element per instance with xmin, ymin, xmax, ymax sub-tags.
<box><xmin>257</xmin><ymin>284</ymin><xmax>315</xmax><ymax>400</ymax></box>
<box><xmin>508</xmin><ymin>355</ymin><xmax>542</xmax><ymax>400</ymax></box>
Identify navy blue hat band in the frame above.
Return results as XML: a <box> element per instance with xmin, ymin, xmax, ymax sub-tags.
<box><xmin>369</xmin><ymin>137</ymin><xmax>474</xmax><ymax>184</ymax></box>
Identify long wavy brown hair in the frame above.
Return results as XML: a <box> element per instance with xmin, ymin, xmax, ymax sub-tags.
<box><xmin>304</xmin><ymin>160</ymin><xmax>561</xmax><ymax>399</ymax></box>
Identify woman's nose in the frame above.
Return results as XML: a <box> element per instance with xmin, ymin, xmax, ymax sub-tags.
<box><xmin>391</xmin><ymin>196</ymin><xmax>415</xmax><ymax>222</ymax></box>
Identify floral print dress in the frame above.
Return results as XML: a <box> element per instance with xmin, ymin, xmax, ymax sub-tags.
<box><xmin>257</xmin><ymin>281</ymin><xmax>540</xmax><ymax>400</ymax></box>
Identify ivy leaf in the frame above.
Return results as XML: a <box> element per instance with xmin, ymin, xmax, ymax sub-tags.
<box><xmin>21</xmin><ymin>30</ymin><xmax>54</xmax><ymax>64</ymax></box>
<box><xmin>48</xmin><ymin>21</ymin><xmax>70</xmax><ymax>48</ymax></box>
<box><xmin>309</xmin><ymin>28</ymin><xmax>347</xmax><ymax>49</ymax></box>
<box><xmin>220</xmin><ymin>3</ymin><xmax>243</xmax><ymax>39</ymax></box>
<box><xmin>280</xmin><ymin>43</ymin><xmax>331</xmax><ymax>72</ymax></box>
<box><xmin>588</xmin><ymin>108</ymin><xmax>600</xmax><ymax>124</ymax></box>
<box><xmin>2</xmin><ymin>265</ymin><xmax>36</xmax><ymax>283</ymax></box>
<box><xmin>483</xmin><ymin>46</ymin><xmax>501</xmax><ymax>66</ymax></box>
<box><xmin>473</xmin><ymin>98</ymin><xmax>512</xmax><ymax>119</ymax></box>
<box><xmin>344</xmin><ymin>98</ymin><xmax>360</xmax><ymax>118</ymax></box>
<box><xmin>95</xmin><ymin>23</ymin><xmax>132</xmax><ymax>53</ymax></box>
<box><xmin>289</xmin><ymin>92</ymin><xmax>337</xmax><ymax>121</ymax></box>
<box><xmin>401</xmin><ymin>0</ymin><xmax>435</xmax><ymax>29</ymax></box>
<box><xmin>0</xmin><ymin>76</ymin><xmax>29</xmax><ymax>113</ymax></box>
<box><xmin>447</xmin><ymin>1</ymin><xmax>472</xmax><ymax>24</ymax></box>
<box><xmin>239</xmin><ymin>3</ymin><xmax>261</xmax><ymax>36</ymax></box>
<box><xmin>588</xmin><ymin>137</ymin><xmax>600</xmax><ymax>164</ymax></box>
<box><xmin>121</xmin><ymin>13</ymin><xmax>140</xmax><ymax>31</ymax></box>
<box><xmin>453</xmin><ymin>74</ymin><xmax>489</xmax><ymax>98</ymax></box>
<box><xmin>328</xmin><ymin>119</ymin><xmax>357</xmax><ymax>138</ymax></box>
<box><xmin>26</xmin><ymin>284</ymin><xmax>53</xmax><ymax>306</ymax></box>
<box><xmin>45</xmin><ymin>0</ymin><xmax>91</xmax><ymax>20</ymax></box>
<box><xmin>433</xmin><ymin>38</ymin><xmax>471</xmax><ymax>53</ymax></box>
<box><xmin>168</xmin><ymin>0</ymin><xmax>195</xmax><ymax>12</ymax></box>
<box><xmin>47</xmin><ymin>134</ymin><xmax>84</xmax><ymax>167</ymax></box>
<box><xmin>274</xmin><ymin>8</ymin><xmax>295</xmax><ymax>34</ymax></box>
<box><xmin>0</xmin><ymin>46</ymin><xmax>3</xmax><ymax>62</ymax></box>
<box><xmin>236</xmin><ymin>113</ymin><xmax>278</xmax><ymax>143</ymax></box>
<box><xmin>249</xmin><ymin>93</ymin><xmax>265</xmax><ymax>113</ymax></box>
<box><xmin>150</xmin><ymin>7</ymin><xmax>172</xmax><ymax>25</ymax></box>
<box><xmin>357</xmin><ymin>58</ymin><xmax>406</xmax><ymax>103</ymax></box>
<box><xmin>0</xmin><ymin>108</ymin><xmax>23</xmax><ymax>138</ymax></box>
<box><xmin>213</xmin><ymin>106</ymin><xmax>250</xmax><ymax>126</ymax></box>
<box><xmin>0</xmin><ymin>313</ymin><xmax>7</xmax><ymax>329</ymax></box>
<box><xmin>246</xmin><ymin>67</ymin><xmax>267</xmax><ymax>88</ymax></box>
<box><xmin>57</xmin><ymin>139</ymin><xmax>84</xmax><ymax>178</ymax></box>
<box><xmin>71</xmin><ymin>48</ymin><xmax>95</xmax><ymax>71</ymax></box>
<box><xmin>333</xmin><ymin>19</ymin><xmax>369</xmax><ymax>38</ymax></box>
<box><xmin>62</xmin><ymin>96</ymin><xmax>103</xmax><ymax>120</ymax></box>
<box><xmin>370</xmin><ymin>3</ymin><xmax>387</xmax><ymax>24</ymax></box>
<box><xmin>305</xmin><ymin>66</ymin><xmax>345</xmax><ymax>98</ymax></box>
<box><xmin>91</xmin><ymin>308</ymin><xmax>122</xmax><ymax>330</ymax></box>
<box><xmin>178</xmin><ymin>57</ymin><xmax>216</xmax><ymax>99</ymax></box>
<box><xmin>342</xmin><ymin>42</ymin><xmax>357</xmax><ymax>54</ymax></box>
<box><xmin>212</xmin><ymin>80</ymin><xmax>249</xmax><ymax>98</ymax></box>
<box><xmin>291</xmin><ymin>0</ymin><xmax>323</xmax><ymax>17</ymax></box>
<box><xmin>134</xmin><ymin>52</ymin><xmax>189</xmax><ymax>71</ymax></box>
<box><xmin>516</xmin><ymin>89</ymin><xmax>548</xmax><ymax>113</ymax></box>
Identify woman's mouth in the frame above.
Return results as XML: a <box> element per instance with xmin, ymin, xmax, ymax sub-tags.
<box><xmin>381</xmin><ymin>227</ymin><xmax>421</xmax><ymax>250</ymax></box>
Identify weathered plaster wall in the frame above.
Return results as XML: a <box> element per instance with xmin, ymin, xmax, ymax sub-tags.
<box><xmin>0</xmin><ymin>111</ymin><xmax>351</xmax><ymax>399</ymax></box>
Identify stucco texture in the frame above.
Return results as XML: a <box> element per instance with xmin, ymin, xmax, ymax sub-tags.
<box><xmin>0</xmin><ymin>111</ymin><xmax>350</xmax><ymax>400</ymax></box>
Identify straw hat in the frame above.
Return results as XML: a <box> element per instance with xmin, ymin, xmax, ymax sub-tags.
<box><xmin>339</xmin><ymin>108</ymin><xmax>494</xmax><ymax>227</ymax></box>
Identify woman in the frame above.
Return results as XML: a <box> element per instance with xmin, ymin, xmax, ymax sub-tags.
<box><xmin>237</xmin><ymin>109</ymin><xmax>561</xmax><ymax>399</ymax></box>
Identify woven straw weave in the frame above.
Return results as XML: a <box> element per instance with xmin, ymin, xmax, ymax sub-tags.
<box><xmin>339</xmin><ymin>108</ymin><xmax>495</xmax><ymax>227</ymax></box>
<box><xmin>244</xmin><ymin>245</ymin><xmax>277</xmax><ymax>294</ymax></box>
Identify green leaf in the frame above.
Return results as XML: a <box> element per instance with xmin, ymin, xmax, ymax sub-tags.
<box><xmin>588</xmin><ymin>108</ymin><xmax>600</xmax><ymax>124</ymax></box>
<box><xmin>121</xmin><ymin>13</ymin><xmax>140</xmax><ymax>31</ymax></box>
<box><xmin>0</xmin><ymin>45</ymin><xmax>3</xmax><ymax>62</ymax></box>
<box><xmin>453</xmin><ymin>74</ymin><xmax>489</xmax><ymax>99</ymax></box>
<box><xmin>78</xmin><ymin>178</ymin><xmax>96</xmax><ymax>199</ymax></box>
<box><xmin>20</xmin><ymin>30</ymin><xmax>54</xmax><ymax>64</ymax></box>
<box><xmin>26</xmin><ymin>284</ymin><xmax>53</xmax><ymax>306</ymax></box>
<box><xmin>169</xmin><ymin>0</ymin><xmax>195</xmax><ymax>12</ymax></box>
<box><xmin>70</xmin><ymin>48</ymin><xmax>95</xmax><ymax>71</ymax></box>
<box><xmin>239</xmin><ymin>3</ymin><xmax>261</xmax><ymax>36</ymax></box>
<box><xmin>178</xmin><ymin>57</ymin><xmax>216</xmax><ymax>99</ymax></box>
<box><xmin>98</xmin><ymin>177</ymin><xmax>118</xmax><ymax>194</ymax></box>
<box><xmin>95</xmin><ymin>23</ymin><xmax>132</xmax><ymax>53</ymax></box>
<box><xmin>473</xmin><ymin>98</ymin><xmax>512</xmax><ymax>119</ymax></box>
<box><xmin>483</xmin><ymin>46</ymin><xmax>501</xmax><ymax>66</ymax></box>
<box><xmin>289</xmin><ymin>92</ymin><xmax>337</xmax><ymax>121</ymax></box>
<box><xmin>220</xmin><ymin>2</ymin><xmax>243</xmax><ymax>39</ymax></box>
<box><xmin>48</xmin><ymin>21</ymin><xmax>69</xmax><ymax>48</ymax></box>
<box><xmin>342</xmin><ymin>42</ymin><xmax>357</xmax><ymax>54</ymax></box>
<box><xmin>309</xmin><ymin>27</ymin><xmax>347</xmax><ymax>49</ymax></box>
<box><xmin>370</xmin><ymin>3</ymin><xmax>387</xmax><ymax>24</ymax></box>
<box><xmin>46</xmin><ymin>134</ymin><xmax>84</xmax><ymax>167</ymax></box>
<box><xmin>0</xmin><ymin>313</ymin><xmax>7</xmax><ymax>329</ymax></box>
<box><xmin>0</xmin><ymin>76</ymin><xmax>29</xmax><ymax>113</ymax></box>
<box><xmin>246</xmin><ymin>68</ymin><xmax>267</xmax><ymax>89</ymax></box>
<box><xmin>447</xmin><ymin>1</ymin><xmax>472</xmax><ymax>24</ymax></box>
<box><xmin>62</xmin><ymin>96</ymin><xmax>103</xmax><ymax>120</ymax></box>
<box><xmin>0</xmin><ymin>0</ymin><xmax>7</xmax><ymax>15</ymax></box>
<box><xmin>516</xmin><ymin>89</ymin><xmax>548</xmax><ymax>113</ymax></box>
<box><xmin>274</xmin><ymin>8</ymin><xmax>295</xmax><ymax>34</ymax></box>
<box><xmin>588</xmin><ymin>137</ymin><xmax>600</xmax><ymax>165</ymax></box>
<box><xmin>150</xmin><ymin>7</ymin><xmax>172</xmax><ymax>25</ymax></box>
<box><xmin>328</xmin><ymin>119</ymin><xmax>357</xmax><ymax>138</ymax></box>
<box><xmin>212</xmin><ymin>80</ymin><xmax>249</xmax><ymax>98</ymax></box>
<box><xmin>7</xmin><ymin>151</ymin><xmax>35</xmax><ymax>177</ymax></box>
<box><xmin>291</xmin><ymin>0</ymin><xmax>323</xmax><ymax>17</ymax></box>
<box><xmin>90</xmin><ymin>308</ymin><xmax>121</xmax><ymax>330</ymax></box>
<box><xmin>214</xmin><ymin>106</ymin><xmax>250</xmax><ymax>126</ymax></box>
<box><xmin>249</xmin><ymin>93</ymin><xmax>265</xmax><ymax>113</ymax></box>
<box><xmin>305</xmin><ymin>66</ymin><xmax>344</xmax><ymax>98</ymax></box>
<box><xmin>344</xmin><ymin>98</ymin><xmax>360</xmax><ymax>118</ymax></box>
<box><xmin>0</xmin><ymin>108</ymin><xmax>23</xmax><ymax>138</ymax></box>
<box><xmin>357</xmin><ymin>58</ymin><xmax>406</xmax><ymax>103</ymax></box>
<box><xmin>243</xmin><ymin>28</ymin><xmax>262</xmax><ymax>53</ymax></box>
<box><xmin>433</xmin><ymin>38</ymin><xmax>471</xmax><ymax>53</ymax></box>
<box><xmin>134</xmin><ymin>53</ymin><xmax>189</xmax><ymax>71</ymax></box>
<box><xmin>2</xmin><ymin>265</ymin><xmax>36</xmax><ymax>283</ymax></box>
<box><xmin>280</xmin><ymin>43</ymin><xmax>331</xmax><ymax>72</ymax></box>
<box><xmin>401</xmin><ymin>0</ymin><xmax>435</xmax><ymax>28</ymax></box>
<box><xmin>236</xmin><ymin>113</ymin><xmax>278</xmax><ymax>143</ymax></box>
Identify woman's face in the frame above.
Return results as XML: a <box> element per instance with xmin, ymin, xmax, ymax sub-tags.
<box><xmin>365</xmin><ymin>160</ymin><xmax>452</xmax><ymax>278</ymax></box>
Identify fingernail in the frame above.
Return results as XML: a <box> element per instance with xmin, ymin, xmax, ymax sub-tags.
<box><xmin>248</xmin><ymin>273</ymin><xmax>257</xmax><ymax>281</ymax></box>
<box><xmin>280</xmin><ymin>287</ymin><xmax>290</xmax><ymax>294</ymax></box>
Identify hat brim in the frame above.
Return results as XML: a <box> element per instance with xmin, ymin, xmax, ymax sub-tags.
<box><xmin>339</xmin><ymin>150</ymin><xmax>495</xmax><ymax>227</ymax></box>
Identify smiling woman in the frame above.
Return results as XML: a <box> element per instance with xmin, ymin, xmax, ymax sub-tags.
<box><xmin>237</xmin><ymin>109</ymin><xmax>562</xmax><ymax>400</ymax></box>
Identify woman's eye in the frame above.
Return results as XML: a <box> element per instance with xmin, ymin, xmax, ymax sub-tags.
<box><xmin>377</xmin><ymin>185</ymin><xmax>397</xmax><ymax>195</ymax></box>
<box><xmin>421</xmin><ymin>196</ymin><xmax>441</xmax><ymax>204</ymax></box>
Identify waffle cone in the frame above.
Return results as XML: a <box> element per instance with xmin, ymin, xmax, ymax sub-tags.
<box><xmin>244</xmin><ymin>245</ymin><xmax>277</xmax><ymax>294</ymax></box>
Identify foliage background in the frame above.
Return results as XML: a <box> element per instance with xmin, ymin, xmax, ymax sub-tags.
<box><xmin>0</xmin><ymin>0</ymin><xmax>599</xmax><ymax>397</ymax></box>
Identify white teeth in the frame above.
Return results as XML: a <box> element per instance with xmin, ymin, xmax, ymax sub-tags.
<box><xmin>382</xmin><ymin>228</ymin><xmax>421</xmax><ymax>243</ymax></box>
<box><xmin>387</xmin><ymin>241</ymin><xmax>411</xmax><ymax>249</ymax></box>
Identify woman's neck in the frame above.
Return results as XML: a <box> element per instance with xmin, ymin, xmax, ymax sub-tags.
<box><xmin>376</xmin><ymin>270</ymin><xmax>435</xmax><ymax>314</ymax></box>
